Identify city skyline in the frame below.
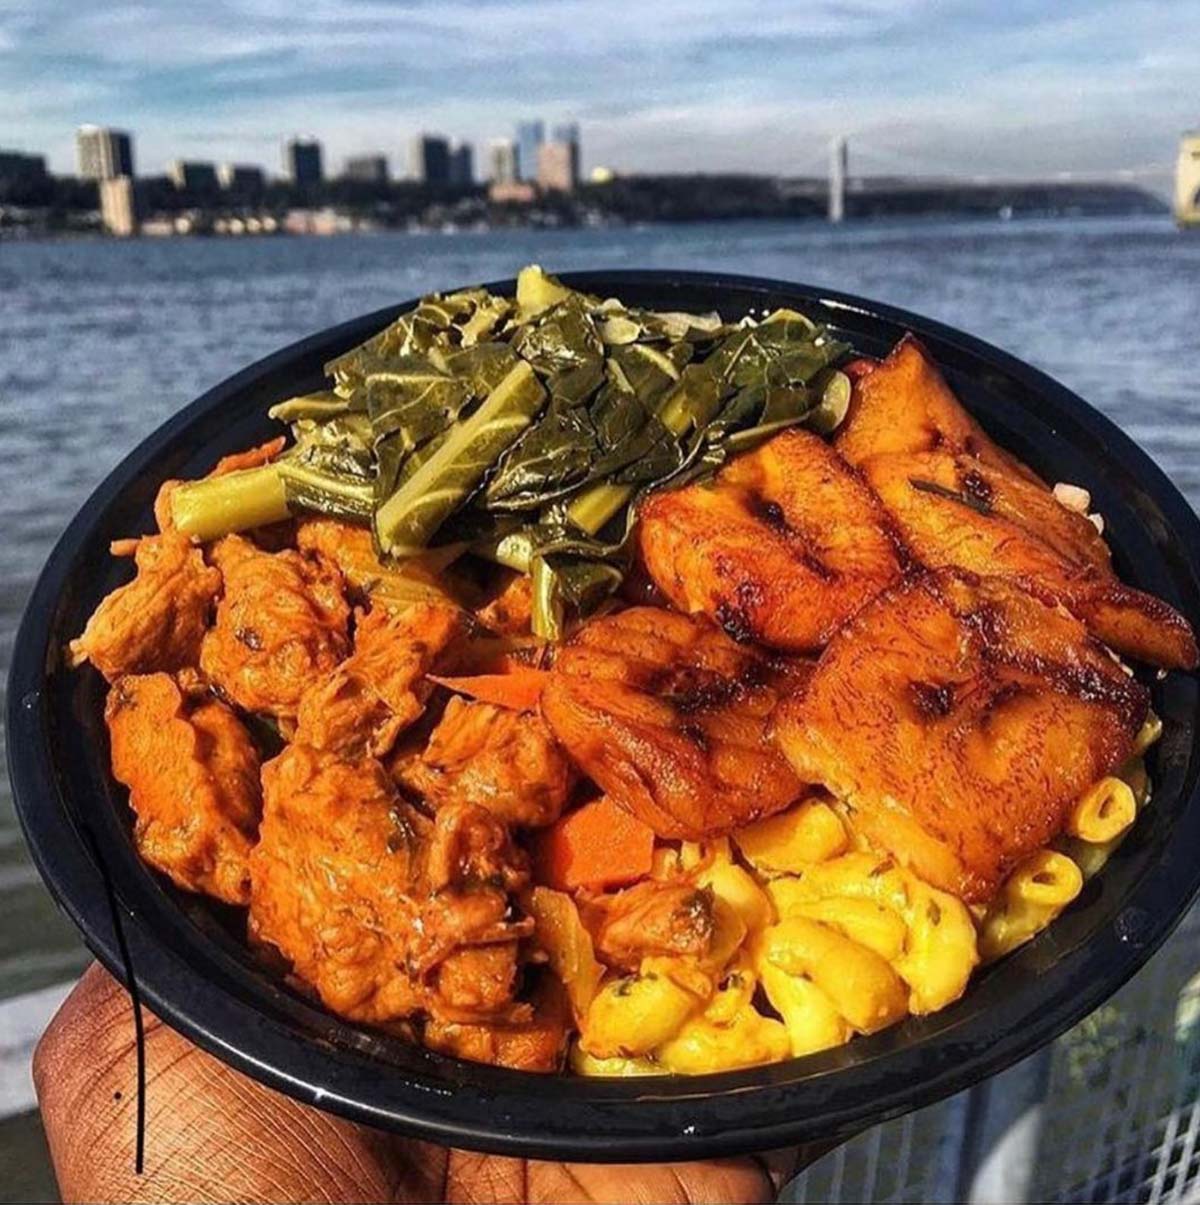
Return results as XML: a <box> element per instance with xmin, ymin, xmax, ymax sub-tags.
<box><xmin>37</xmin><ymin>121</ymin><xmax>582</xmax><ymax>196</ymax></box>
<box><xmin>2</xmin><ymin>1</ymin><xmax>1198</xmax><ymax>194</ymax></box>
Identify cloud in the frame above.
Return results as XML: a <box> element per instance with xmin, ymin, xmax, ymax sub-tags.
<box><xmin>0</xmin><ymin>0</ymin><xmax>1195</xmax><ymax>190</ymax></box>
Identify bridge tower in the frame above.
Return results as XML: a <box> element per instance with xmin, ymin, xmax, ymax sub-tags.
<box><xmin>828</xmin><ymin>136</ymin><xmax>847</xmax><ymax>223</ymax></box>
<box><xmin>1175</xmin><ymin>131</ymin><xmax>1200</xmax><ymax>228</ymax></box>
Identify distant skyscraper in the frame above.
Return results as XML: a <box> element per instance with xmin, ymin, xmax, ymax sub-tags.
<box><xmin>76</xmin><ymin>126</ymin><xmax>134</xmax><ymax>180</ymax></box>
<box><xmin>344</xmin><ymin>154</ymin><xmax>389</xmax><ymax>183</ymax></box>
<box><xmin>449</xmin><ymin>142</ymin><xmax>474</xmax><ymax>187</ymax></box>
<box><xmin>167</xmin><ymin>160</ymin><xmax>219</xmax><ymax>191</ymax></box>
<box><xmin>284</xmin><ymin>138</ymin><xmax>323</xmax><ymax>185</ymax></box>
<box><xmin>217</xmin><ymin>163</ymin><xmax>266</xmax><ymax>191</ymax></box>
<box><xmin>551</xmin><ymin>122</ymin><xmax>580</xmax><ymax>147</ymax></box>
<box><xmin>537</xmin><ymin>137</ymin><xmax>580</xmax><ymax>193</ymax></box>
<box><xmin>516</xmin><ymin>120</ymin><xmax>544</xmax><ymax>182</ymax></box>
<box><xmin>410</xmin><ymin>134</ymin><xmax>451</xmax><ymax>185</ymax></box>
<box><xmin>489</xmin><ymin>139</ymin><xmax>518</xmax><ymax>185</ymax></box>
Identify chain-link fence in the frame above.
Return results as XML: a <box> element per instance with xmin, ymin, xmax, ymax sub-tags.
<box><xmin>785</xmin><ymin>901</ymin><xmax>1200</xmax><ymax>1204</ymax></box>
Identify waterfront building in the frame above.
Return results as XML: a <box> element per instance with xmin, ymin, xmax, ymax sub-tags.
<box><xmin>0</xmin><ymin>150</ymin><xmax>47</xmax><ymax>191</ymax></box>
<box><xmin>1175</xmin><ymin>131</ymin><xmax>1200</xmax><ymax>228</ymax></box>
<box><xmin>217</xmin><ymin>164</ymin><xmax>266</xmax><ymax>191</ymax></box>
<box><xmin>344</xmin><ymin>155</ymin><xmax>389</xmax><ymax>183</ymax></box>
<box><xmin>167</xmin><ymin>160</ymin><xmax>219</xmax><ymax>191</ymax></box>
<box><xmin>537</xmin><ymin>137</ymin><xmax>579</xmax><ymax>193</ymax></box>
<box><xmin>489</xmin><ymin>139</ymin><xmax>519</xmax><ymax>185</ymax></box>
<box><xmin>410</xmin><ymin>134</ymin><xmax>451</xmax><ymax>185</ymax></box>
<box><xmin>488</xmin><ymin>179</ymin><xmax>537</xmax><ymax>204</ymax></box>
<box><xmin>449</xmin><ymin>142</ymin><xmax>474</xmax><ymax>187</ymax></box>
<box><xmin>284</xmin><ymin>138</ymin><xmax>323</xmax><ymax>185</ymax></box>
<box><xmin>76</xmin><ymin>126</ymin><xmax>134</xmax><ymax>180</ymax></box>
<box><xmin>516</xmin><ymin>120</ymin><xmax>544</xmax><ymax>182</ymax></box>
<box><xmin>99</xmin><ymin>176</ymin><xmax>138</xmax><ymax>236</ymax></box>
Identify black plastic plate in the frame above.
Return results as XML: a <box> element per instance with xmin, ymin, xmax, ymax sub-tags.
<box><xmin>8</xmin><ymin>271</ymin><xmax>1200</xmax><ymax>1160</ymax></box>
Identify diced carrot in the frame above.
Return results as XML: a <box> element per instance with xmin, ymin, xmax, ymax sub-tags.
<box><xmin>429</xmin><ymin>668</ymin><xmax>551</xmax><ymax>712</ymax></box>
<box><xmin>533</xmin><ymin>796</ymin><xmax>655</xmax><ymax>892</ymax></box>
<box><xmin>212</xmin><ymin>436</ymin><xmax>288</xmax><ymax>477</ymax></box>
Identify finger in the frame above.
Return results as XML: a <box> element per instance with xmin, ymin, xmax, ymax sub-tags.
<box><xmin>757</xmin><ymin>1144</ymin><xmax>808</xmax><ymax>1193</ymax></box>
<box><xmin>444</xmin><ymin>1151</ymin><xmax>778</xmax><ymax>1204</ymax></box>
<box><xmin>34</xmin><ymin>963</ymin><xmax>445</xmax><ymax>1204</ymax></box>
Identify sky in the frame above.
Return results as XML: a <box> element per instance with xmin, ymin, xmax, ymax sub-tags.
<box><xmin>2</xmin><ymin>0</ymin><xmax>1198</xmax><ymax>192</ymax></box>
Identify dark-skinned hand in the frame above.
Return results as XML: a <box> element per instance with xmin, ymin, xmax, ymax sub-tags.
<box><xmin>35</xmin><ymin>964</ymin><xmax>797</xmax><ymax>1204</ymax></box>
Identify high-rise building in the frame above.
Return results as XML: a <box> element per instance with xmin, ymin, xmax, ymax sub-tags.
<box><xmin>167</xmin><ymin>160</ymin><xmax>219</xmax><ymax>191</ymax></box>
<box><xmin>489</xmin><ymin>139</ymin><xmax>518</xmax><ymax>186</ymax></box>
<box><xmin>99</xmin><ymin>176</ymin><xmax>138</xmax><ymax>236</ymax></box>
<box><xmin>344</xmin><ymin>154</ymin><xmax>389</xmax><ymax>183</ymax></box>
<box><xmin>76</xmin><ymin>126</ymin><xmax>135</xmax><ymax>180</ymax></box>
<box><xmin>537</xmin><ymin>137</ymin><xmax>580</xmax><ymax>193</ymax></box>
<box><xmin>515</xmin><ymin>120</ymin><xmax>544</xmax><ymax>182</ymax></box>
<box><xmin>284</xmin><ymin>138</ymin><xmax>324</xmax><ymax>185</ymax></box>
<box><xmin>0</xmin><ymin>151</ymin><xmax>47</xmax><ymax>187</ymax></box>
<box><xmin>551</xmin><ymin>122</ymin><xmax>580</xmax><ymax>148</ymax></box>
<box><xmin>217</xmin><ymin>164</ymin><xmax>266</xmax><ymax>192</ymax></box>
<box><xmin>0</xmin><ymin>150</ymin><xmax>48</xmax><ymax>204</ymax></box>
<box><xmin>410</xmin><ymin>134</ymin><xmax>451</xmax><ymax>185</ymax></box>
<box><xmin>449</xmin><ymin>142</ymin><xmax>474</xmax><ymax>187</ymax></box>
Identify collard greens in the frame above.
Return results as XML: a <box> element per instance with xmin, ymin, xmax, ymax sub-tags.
<box><xmin>175</xmin><ymin>265</ymin><xmax>852</xmax><ymax>637</ymax></box>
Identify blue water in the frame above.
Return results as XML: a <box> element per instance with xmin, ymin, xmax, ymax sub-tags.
<box><xmin>2</xmin><ymin>213</ymin><xmax>1198</xmax><ymax>994</ymax></box>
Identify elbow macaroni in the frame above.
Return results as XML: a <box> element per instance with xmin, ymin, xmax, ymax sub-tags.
<box><xmin>575</xmin><ymin>720</ymin><xmax>1160</xmax><ymax>1074</ymax></box>
<box><xmin>981</xmin><ymin>715</ymin><xmax>1158</xmax><ymax>963</ymax></box>
<box><xmin>570</xmin><ymin>1047</ymin><xmax>660</xmax><ymax>1077</ymax></box>
<box><xmin>979</xmin><ymin>849</ymin><xmax>1083</xmax><ymax>961</ymax></box>
<box><xmin>580</xmin><ymin>963</ymin><xmax>708</xmax><ymax>1058</ymax></box>
<box><xmin>759</xmin><ymin>915</ymin><xmax>908</xmax><ymax>1033</ymax></box>
<box><xmin>758</xmin><ymin>959</ymin><xmax>851</xmax><ymax>1056</ymax></box>
<box><xmin>766</xmin><ymin>852</ymin><xmax>977</xmax><ymax>1015</ymax></box>
<box><xmin>732</xmin><ymin>796</ymin><xmax>849</xmax><ymax>871</ymax></box>
<box><xmin>656</xmin><ymin>957</ymin><xmax>790</xmax><ymax>1073</ymax></box>
<box><xmin>1065</xmin><ymin>777</ymin><xmax>1137</xmax><ymax>844</ymax></box>
<box><xmin>1133</xmin><ymin>711</ymin><xmax>1163</xmax><ymax>757</ymax></box>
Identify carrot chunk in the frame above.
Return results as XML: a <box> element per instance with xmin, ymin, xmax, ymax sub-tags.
<box><xmin>533</xmin><ymin>796</ymin><xmax>655</xmax><ymax>892</ymax></box>
<box><xmin>429</xmin><ymin>669</ymin><xmax>550</xmax><ymax>712</ymax></box>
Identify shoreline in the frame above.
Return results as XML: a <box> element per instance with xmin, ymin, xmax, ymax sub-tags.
<box><xmin>0</xmin><ymin>206</ymin><xmax>1177</xmax><ymax>244</ymax></box>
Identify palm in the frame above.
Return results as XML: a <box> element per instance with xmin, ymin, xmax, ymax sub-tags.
<box><xmin>35</xmin><ymin>966</ymin><xmax>784</xmax><ymax>1204</ymax></box>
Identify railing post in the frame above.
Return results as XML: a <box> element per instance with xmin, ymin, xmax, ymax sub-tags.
<box><xmin>958</xmin><ymin>1048</ymin><xmax>1055</xmax><ymax>1204</ymax></box>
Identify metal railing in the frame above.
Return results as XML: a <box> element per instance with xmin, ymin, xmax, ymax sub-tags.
<box><xmin>784</xmin><ymin>902</ymin><xmax>1200</xmax><ymax>1203</ymax></box>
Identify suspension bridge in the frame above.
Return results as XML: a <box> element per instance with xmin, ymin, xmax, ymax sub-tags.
<box><xmin>781</xmin><ymin>136</ymin><xmax>1182</xmax><ymax>223</ymax></box>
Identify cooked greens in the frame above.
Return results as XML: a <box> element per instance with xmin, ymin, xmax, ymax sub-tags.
<box><xmin>374</xmin><ymin>361</ymin><xmax>546</xmax><ymax>557</ymax></box>
<box><xmin>171</xmin><ymin>265</ymin><xmax>852</xmax><ymax>637</ymax></box>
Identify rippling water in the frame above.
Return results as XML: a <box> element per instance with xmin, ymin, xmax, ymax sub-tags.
<box><xmin>2</xmin><ymin>213</ymin><xmax>1198</xmax><ymax>994</ymax></box>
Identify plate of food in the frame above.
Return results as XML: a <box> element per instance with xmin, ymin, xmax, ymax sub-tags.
<box><xmin>9</xmin><ymin>267</ymin><xmax>1200</xmax><ymax>1160</ymax></box>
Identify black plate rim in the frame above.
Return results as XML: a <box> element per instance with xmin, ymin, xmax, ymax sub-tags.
<box><xmin>8</xmin><ymin>268</ymin><xmax>1200</xmax><ymax>1161</ymax></box>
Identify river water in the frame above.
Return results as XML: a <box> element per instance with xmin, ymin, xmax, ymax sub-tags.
<box><xmin>2</xmin><ymin>213</ymin><xmax>1198</xmax><ymax>997</ymax></box>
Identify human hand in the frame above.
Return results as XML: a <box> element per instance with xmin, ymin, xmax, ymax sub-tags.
<box><xmin>35</xmin><ymin>964</ymin><xmax>795</xmax><ymax>1203</ymax></box>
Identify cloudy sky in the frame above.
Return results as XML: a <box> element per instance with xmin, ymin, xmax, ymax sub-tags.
<box><xmin>3</xmin><ymin>0</ymin><xmax>1197</xmax><ymax>190</ymax></box>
